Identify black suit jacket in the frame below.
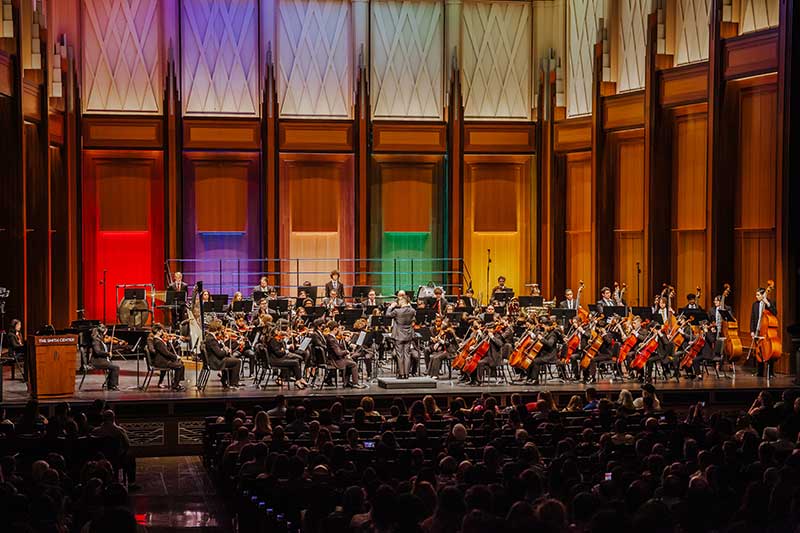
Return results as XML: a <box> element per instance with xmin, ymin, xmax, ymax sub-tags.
<box><xmin>325</xmin><ymin>334</ymin><xmax>348</xmax><ymax>360</ymax></box>
<box><xmin>324</xmin><ymin>280</ymin><xmax>345</xmax><ymax>299</ymax></box>
<box><xmin>750</xmin><ymin>299</ymin><xmax>777</xmax><ymax>334</ymax></box>
<box><xmin>152</xmin><ymin>336</ymin><xmax>179</xmax><ymax>364</ymax></box>
<box><xmin>204</xmin><ymin>335</ymin><xmax>229</xmax><ymax>370</ymax></box>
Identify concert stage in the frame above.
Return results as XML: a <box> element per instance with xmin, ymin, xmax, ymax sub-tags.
<box><xmin>2</xmin><ymin>359</ymin><xmax>797</xmax><ymax>409</ymax></box>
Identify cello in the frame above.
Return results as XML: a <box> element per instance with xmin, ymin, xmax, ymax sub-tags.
<box><xmin>616</xmin><ymin>317</ymin><xmax>641</xmax><ymax>365</ymax></box>
<box><xmin>580</xmin><ymin>323</ymin><xmax>605</xmax><ymax>369</ymax></box>
<box><xmin>753</xmin><ymin>280</ymin><xmax>781</xmax><ymax>363</ymax></box>
<box><xmin>629</xmin><ymin>325</ymin><xmax>661</xmax><ymax>370</ymax></box>
<box><xmin>680</xmin><ymin>323</ymin><xmax>708</xmax><ymax>369</ymax></box>
<box><xmin>509</xmin><ymin>327</ymin><xmax>535</xmax><ymax>368</ymax></box>
<box><xmin>719</xmin><ymin>283</ymin><xmax>743</xmax><ymax>362</ymax></box>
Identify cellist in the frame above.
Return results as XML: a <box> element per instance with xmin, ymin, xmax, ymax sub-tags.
<box><xmin>526</xmin><ymin>317</ymin><xmax>560</xmax><ymax>385</ymax></box>
<box><xmin>750</xmin><ymin>287</ymin><xmax>778</xmax><ymax>378</ymax></box>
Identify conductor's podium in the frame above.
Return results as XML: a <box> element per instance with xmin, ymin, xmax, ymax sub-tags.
<box><xmin>28</xmin><ymin>335</ymin><xmax>79</xmax><ymax>399</ymax></box>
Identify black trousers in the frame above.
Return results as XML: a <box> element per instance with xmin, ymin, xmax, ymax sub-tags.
<box><xmin>270</xmin><ymin>354</ymin><xmax>303</xmax><ymax>380</ymax></box>
<box><xmin>92</xmin><ymin>357</ymin><xmax>120</xmax><ymax>387</ymax></box>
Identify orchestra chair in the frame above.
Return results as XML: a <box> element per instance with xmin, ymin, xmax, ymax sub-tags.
<box><xmin>308</xmin><ymin>345</ymin><xmax>330</xmax><ymax>388</ymax></box>
<box><xmin>78</xmin><ymin>346</ymin><xmax>111</xmax><ymax>391</ymax></box>
<box><xmin>196</xmin><ymin>345</ymin><xmax>212</xmax><ymax>392</ymax></box>
<box><xmin>315</xmin><ymin>348</ymin><xmax>345</xmax><ymax>389</ymax></box>
<box><xmin>258</xmin><ymin>354</ymin><xmax>291</xmax><ymax>389</ymax></box>
<box><xmin>140</xmin><ymin>345</ymin><xmax>174</xmax><ymax>392</ymax></box>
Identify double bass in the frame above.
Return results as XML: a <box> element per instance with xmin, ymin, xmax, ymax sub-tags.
<box><xmin>753</xmin><ymin>280</ymin><xmax>781</xmax><ymax>363</ymax></box>
<box><xmin>719</xmin><ymin>283</ymin><xmax>743</xmax><ymax>361</ymax></box>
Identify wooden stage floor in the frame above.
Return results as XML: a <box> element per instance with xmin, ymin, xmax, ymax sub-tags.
<box><xmin>2</xmin><ymin>359</ymin><xmax>798</xmax><ymax>411</ymax></box>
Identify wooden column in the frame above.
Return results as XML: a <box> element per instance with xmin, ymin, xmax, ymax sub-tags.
<box><xmin>263</xmin><ymin>52</ymin><xmax>279</xmax><ymax>276</ymax></box>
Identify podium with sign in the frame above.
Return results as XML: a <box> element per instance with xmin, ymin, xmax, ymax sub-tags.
<box><xmin>29</xmin><ymin>335</ymin><xmax>79</xmax><ymax>399</ymax></box>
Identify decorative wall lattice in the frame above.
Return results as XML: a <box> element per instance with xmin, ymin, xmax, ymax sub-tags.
<box><xmin>123</xmin><ymin>422</ymin><xmax>165</xmax><ymax>447</ymax></box>
<box><xmin>278</xmin><ymin>0</ymin><xmax>352</xmax><ymax>118</ymax></box>
<box><xmin>675</xmin><ymin>0</ymin><xmax>710</xmax><ymax>65</ymax></box>
<box><xmin>617</xmin><ymin>0</ymin><xmax>649</xmax><ymax>92</ymax></box>
<box><xmin>567</xmin><ymin>0</ymin><xmax>606</xmax><ymax>117</ymax></box>
<box><xmin>739</xmin><ymin>0</ymin><xmax>779</xmax><ymax>34</ymax></box>
<box><xmin>371</xmin><ymin>0</ymin><xmax>443</xmax><ymax>120</ymax></box>
<box><xmin>462</xmin><ymin>1</ymin><xmax>531</xmax><ymax>120</ymax></box>
<box><xmin>82</xmin><ymin>0</ymin><xmax>161</xmax><ymax>114</ymax></box>
<box><xmin>181</xmin><ymin>0</ymin><xmax>260</xmax><ymax>116</ymax></box>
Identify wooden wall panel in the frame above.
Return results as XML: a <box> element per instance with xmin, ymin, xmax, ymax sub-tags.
<box><xmin>370</xmin><ymin>155</ymin><xmax>445</xmax><ymax>294</ymax></box>
<box><xmin>464</xmin><ymin>156</ymin><xmax>532</xmax><ymax>303</ymax></box>
<box><xmin>83</xmin><ymin>116</ymin><xmax>163</xmax><ymax>149</ymax></box>
<box><xmin>50</xmin><ymin>146</ymin><xmax>71</xmax><ymax>328</ymax></box>
<box><xmin>724</xmin><ymin>29</ymin><xmax>779</xmax><ymax>80</ymax></box>
<box><xmin>659</xmin><ymin>63</ymin><xmax>709</xmax><ymax>107</ymax></box>
<box><xmin>280</xmin><ymin>154</ymin><xmax>354</xmax><ymax>289</ymax></box>
<box><xmin>183</xmin><ymin>119</ymin><xmax>260</xmax><ymax>150</ymax></box>
<box><xmin>26</xmin><ymin>122</ymin><xmax>50</xmax><ymax>330</ymax></box>
<box><xmin>734</xmin><ymin>83</ymin><xmax>778</xmax><ymax>323</ymax></box>
<box><xmin>279</xmin><ymin>121</ymin><xmax>354</xmax><ymax>152</ymax></box>
<box><xmin>565</xmin><ymin>152</ymin><xmax>593</xmax><ymax>299</ymax></box>
<box><xmin>463</xmin><ymin>123</ymin><xmax>536</xmax><ymax>153</ymax></box>
<box><xmin>372</xmin><ymin>122</ymin><xmax>447</xmax><ymax>153</ymax></box>
<box><xmin>82</xmin><ymin>151</ymin><xmax>164</xmax><ymax>321</ymax></box>
<box><xmin>610</xmin><ymin>132</ymin><xmax>645</xmax><ymax>301</ymax></box>
<box><xmin>183</xmin><ymin>153</ymin><xmax>261</xmax><ymax>294</ymax></box>
<box><xmin>554</xmin><ymin>117</ymin><xmax>592</xmax><ymax>152</ymax></box>
<box><xmin>0</xmin><ymin>95</ymin><xmax>23</xmax><ymax>325</ymax></box>
<box><xmin>671</xmin><ymin>110</ymin><xmax>708</xmax><ymax>306</ymax></box>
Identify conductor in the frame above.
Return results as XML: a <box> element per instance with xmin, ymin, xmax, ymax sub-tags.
<box><xmin>385</xmin><ymin>296</ymin><xmax>417</xmax><ymax>379</ymax></box>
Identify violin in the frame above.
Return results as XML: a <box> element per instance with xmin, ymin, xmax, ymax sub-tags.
<box><xmin>103</xmin><ymin>335</ymin><xmax>128</xmax><ymax>347</ymax></box>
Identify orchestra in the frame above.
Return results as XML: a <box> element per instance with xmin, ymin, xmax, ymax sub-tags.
<box><xmin>12</xmin><ymin>271</ymin><xmax>783</xmax><ymax>394</ymax></box>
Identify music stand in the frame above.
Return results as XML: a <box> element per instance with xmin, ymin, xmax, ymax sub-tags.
<box><xmin>253</xmin><ymin>290</ymin><xmax>268</xmax><ymax>303</ymax></box>
<box><xmin>681</xmin><ymin>308</ymin><xmax>710</xmax><ymax>325</ymax></box>
<box><xmin>551</xmin><ymin>308</ymin><xmax>577</xmax><ymax>323</ymax></box>
<box><xmin>415</xmin><ymin>309</ymin><xmax>435</xmax><ymax>325</ymax></box>
<box><xmin>492</xmin><ymin>290</ymin><xmax>514</xmax><ymax>303</ymax></box>
<box><xmin>166</xmin><ymin>290</ymin><xmax>186</xmax><ymax>305</ymax></box>
<box><xmin>268</xmin><ymin>299</ymin><xmax>290</xmax><ymax>314</ymax></box>
<box><xmin>518</xmin><ymin>296</ymin><xmax>543</xmax><ymax>307</ymax></box>
<box><xmin>600</xmin><ymin>305</ymin><xmax>626</xmax><ymax>318</ymax></box>
<box><xmin>341</xmin><ymin>309</ymin><xmax>362</xmax><ymax>327</ymax></box>
<box><xmin>232</xmin><ymin>299</ymin><xmax>252</xmax><ymax>313</ymax></box>
<box><xmin>297</xmin><ymin>286</ymin><xmax>318</xmax><ymax>301</ymax></box>
<box><xmin>717</xmin><ymin>309</ymin><xmax>734</xmax><ymax>322</ymax></box>
<box><xmin>482</xmin><ymin>313</ymin><xmax>495</xmax><ymax>324</ymax></box>
<box><xmin>631</xmin><ymin>306</ymin><xmax>652</xmax><ymax>319</ymax></box>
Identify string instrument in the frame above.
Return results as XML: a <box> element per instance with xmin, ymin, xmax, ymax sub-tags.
<box><xmin>617</xmin><ymin>319</ymin><xmax>642</xmax><ymax>365</ymax></box>
<box><xmin>680</xmin><ymin>324</ymin><xmax>708</xmax><ymax>369</ymax></box>
<box><xmin>754</xmin><ymin>280</ymin><xmax>781</xmax><ymax>363</ymax></box>
<box><xmin>452</xmin><ymin>335</ymin><xmax>477</xmax><ymax>370</ymax></box>
<box><xmin>462</xmin><ymin>325</ymin><xmax>501</xmax><ymax>374</ymax></box>
<box><xmin>719</xmin><ymin>283</ymin><xmax>743</xmax><ymax>361</ymax></box>
<box><xmin>629</xmin><ymin>327</ymin><xmax>661</xmax><ymax>370</ymax></box>
<box><xmin>613</xmin><ymin>282</ymin><xmax>627</xmax><ymax>306</ymax></box>
<box><xmin>662</xmin><ymin>284</ymin><xmax>677</xmax><ymax>333</ymax></box>
<box><xmin>580</xmin><ymin>329</ymin><xmax>604</xmax><ymax>369</ymax></box>
<box><xmin>561</xmin><ymin>326</ymin><xmax>582</xmax><ymax>364</ymax></box>
<box><xmin>103</xmin><ymin>335</ymin><xmax>128</xmax><ymax>347</ymax></box>
<box><xmin>670</xmin><ymin>315</ymin><xmax>692</xmax><ymax>348</ymax></box>
<box><xmin>575</xmin><ymin>280</ymin><xmax>589</xmax><ymax>322</ymax></box>
<box><xmin>509</xmin><ymin>328</ymin><xmax>535</xmax><ymax>367</ymax></box>
<box><xmin>519</xmin><ymin>324</ymin><xmax>556</xmax><ymax>370</ymax></box>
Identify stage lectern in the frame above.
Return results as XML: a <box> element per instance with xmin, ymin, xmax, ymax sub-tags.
<box><xmin>29</xmin><ymin>335</ymin><xmax>79</xmax><ymax>398</ymax></box>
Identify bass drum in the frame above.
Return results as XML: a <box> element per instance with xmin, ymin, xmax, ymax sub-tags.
<box><xmin>117</xmin><ymin>298</ymin><xmax>151</xmax><ymax>327</ymax></box>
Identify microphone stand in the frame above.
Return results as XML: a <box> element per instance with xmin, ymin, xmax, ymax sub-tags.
<box><xmin>486</xmin><ymin>249</ymin><xmax>492</xmax><ymax>306</ymax></box>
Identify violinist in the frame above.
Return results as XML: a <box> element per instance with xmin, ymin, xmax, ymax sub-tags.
<box><xmin>347</xmin><ymin>317</ymin><xmax>375</xmax><ymax>378</ymax></box>
<box><xmin>428</xmin><ymin>318</ymin><xmax>459</xmax><ymax>379</ymax></box>
<box><xmin>750</xmin><ymin>287</ymin><xmax>778</xmax><ymax>378</ymax></box>
<box><xmin>526</xmin><ymin>317</ymin><xmax>560</xmax><ymax>385</ymax></box>
<box><xmin>264</xmin><ymin>319</ymin><xmax>307</xmax><ymax>389</ymax></box>
<box><xmin>234</xmin><ymin>314</ymin><xmax>257</xmax><ymax>377</ymax></box>
<box><xmin>148</xmin><ymin>324</ymin><xmax>186</xmax><ymax>391</ymax></box>
<box><xmin>324</xmin><ymin>322</ymin><xmax>366</xmax><ymax>388</ymax></box>
<box><xmin>90</xmin><ymin>324</ymin><xmax>121</xmax><ymax>390</ymax></box>
<box><xmin>204</xmin><ymin>320</ymin><xmax>242</xmax><ymax>389</ymax></box>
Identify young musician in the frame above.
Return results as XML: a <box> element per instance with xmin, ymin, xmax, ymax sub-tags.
<box><xmin>560</xmin><ymin>289</ymin><xmax>578</xmax><ymax>310</ymax></box>
<box><xmin>474</xmin><ymin>317</ymin><xmax>514</xmax><ymax>385</ymax></box>
<box><xmin>490</xmin><ymin>276</ymin><xmax>512</xmax><ymax>302</ymax></box>
<box><xmin>7</xmin><ymin>319</ymin><xmax>27</xmax><ymax>380</ymax></box>
<box><xmin>90</xmin><ymin>325</ymin><xmax>121</xmax><ymax>391</ymax></box>
<box><xmin>169</xmin><ymin>271</ymin><xmax>188</xmax><ymax>292</ymax></box>
<box><xmin>428</xmin><ymin>319</ymin><xmax>458</xmax><ymax>379</ymax></box>
<box><xmin>526</xmin><ymin>317</ymin><xmax>560</xmax><ymax>385</ymax></box>
<box><xmin>148</xmin><ymin>324</ymin><xmax>186</xmax><ymax>391</ymax></box>
<box><xmin>463</xmin><ymin>288</ymin><xmax>479</xmax><ymax>309</ymax></box>
<box><xmin>431</xmin><ymin>287</ymin><xmax>448</xmax><ymax>316</ymax></box>
<box><xmin>263</xmin><ymin>319</ymin><xmax>307</xmax><ymax>389</ymax></box>
<box><xmin>204</xmin><ymin>321</ymin><xmax>242</xmax><ymax>389</ymax></box>
<box><xmin>323</xmin><ymin>289</ymin><xmax>344</xmax><ymax>310</ymax></box>
<box><xmin>685</xmin><ymin>293</ymin><xmax>703</xmax><ymax>311</ymax></box>
<box><xmin>597</xmin><ymin>287</ymin><xmax>616</xmax><ymax>314</ymax></box>
<box><xmin>324</xmin><ymin>270</ymin><xmax>345</xmax><ymax>300</ymax></box>
<box><xmin>324</xmin><ymin>322</ymin><xmax>365</xmax><ymax>388</ymax></box>
<box><xmin>361</xmin><ymin>289</ymin><xmax>379</xmax><ymax>308</ymax></box>
<box><xmin>386</xmin><ymin>296</ymin><xmax>418</xmax><ymax>379</ymax></box>
<box><xmin>750</xmin><ymin>287</ymin><xmax>778</xmax><ymax>378</ymax></box>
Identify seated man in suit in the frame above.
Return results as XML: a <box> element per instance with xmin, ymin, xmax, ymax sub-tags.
<box><xmin>148</xmin><ymin>324</ymin><xmax>186</xmax><ymax>391</ymax></box>
<box><xmin>204</xmin><ymin>320</ymin><xmax>242</xmax><ymax>389</ymax></box>
<box><xmin>324</xmin><ymin>322</ymin><xmax>365</xmax><ymax>388</ymax></box>
<box><xmin>264</xmin><ymin>319</ymin><xmax>308</xmax><ymax>389</ymax></box>
<box><xmin>90</xmin><ymin>325</ymin><xmax>121</xmax><ymax>391</ymax></box>
<box><xmin>323</xmin><ymin>289</ymin><xmax>345</xmax><ymax>310</ymax></box>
